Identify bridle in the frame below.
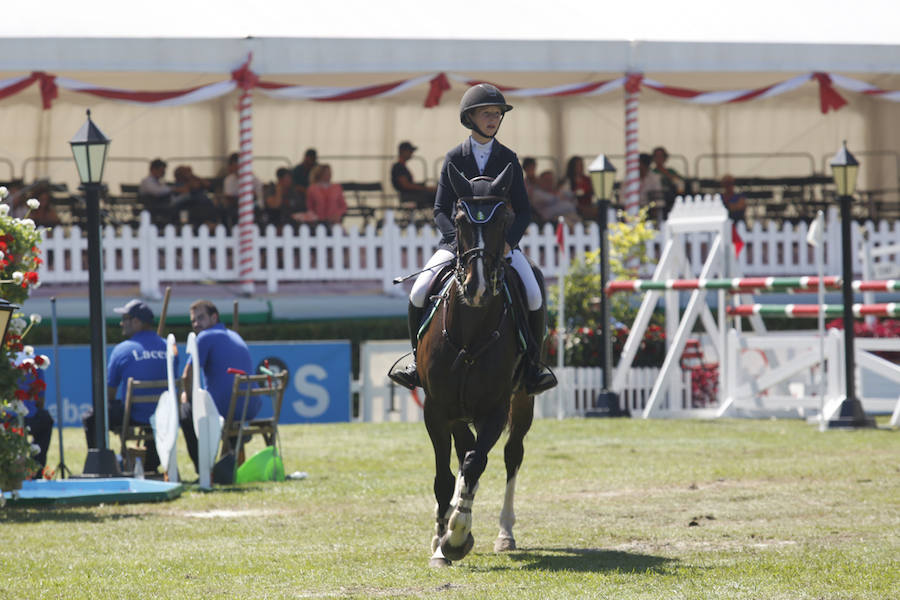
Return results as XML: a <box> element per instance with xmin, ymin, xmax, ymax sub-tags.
<box><xmin>455</xmin><ymin>199</ymin><xmax>507</xmax><ymax>298</ymax></box>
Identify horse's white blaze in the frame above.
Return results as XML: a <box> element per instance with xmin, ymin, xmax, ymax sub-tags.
<box><xmin>498</xmin><ymin>472</ymin><xmax>517</xmax><ymax>542</ymax></box>
<box><xmin>474</xmin><ymin>228</ymin><xmax>486</xmax><ymax>302</ymax></box>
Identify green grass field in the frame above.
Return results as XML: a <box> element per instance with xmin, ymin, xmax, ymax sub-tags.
<box><xmin>2</xmin><ymin>418</ymin><xmax>898</xmax><ymax>599</ymax></box>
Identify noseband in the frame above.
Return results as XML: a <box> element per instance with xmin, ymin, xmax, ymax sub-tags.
<box><xmin>455</xmin><ymin>199</ymin><xmax>506</xmax><ymax>297</ymax></box>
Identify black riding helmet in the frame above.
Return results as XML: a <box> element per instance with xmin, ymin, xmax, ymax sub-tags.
<box><xmin>459</xmin><ymin>83</ymin><xmax>513</xmax><ymax>139</ymax></box>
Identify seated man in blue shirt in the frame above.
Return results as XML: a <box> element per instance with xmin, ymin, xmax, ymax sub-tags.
<box><xmin>179</xmin><ymin>299</ymin><xmax>256</xmax><ymax>475</ymax></box>
<box><xmin>82</xmin><ymin>299</ymin><xmax>170</xmax><ymax>473</ymax></box>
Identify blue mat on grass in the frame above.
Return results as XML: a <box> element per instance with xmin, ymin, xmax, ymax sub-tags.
<box><xmin>2</xmin><ymin>478</ymin><xmax>183</xmax><ymax>506</ymax></box>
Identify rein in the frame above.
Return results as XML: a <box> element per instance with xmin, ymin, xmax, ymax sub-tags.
<box><xmin>439</xmin><ymin>272</ymin><xmax>511</xmax><ymax>413</ymax></box>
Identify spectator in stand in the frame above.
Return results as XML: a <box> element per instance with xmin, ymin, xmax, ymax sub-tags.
<box><xmin>139</xmin><ymin>159</ymin><xmax>172</xmax><ymax>201</ymax></box>
<box><xmin>265</xmin><ymin>167</ymin><xmax>314</xmax><ymax>228</ymax></box>
<box><xmin>530</xmin><ymin>170</ymin><xmax>580</xmax><ymax>226</ymax></box>
<box><xmin>82</xmin><ymin>299</ymin><xmax>171</xmax><ymax>475</ymax></box>
<box><xmin>138</xmin><ymin>158</ymin><xmax>174</xmax><ymax>223</ymax></box>
<box><xmin>720</xmin><ymin>174</ymin><xmax>747</xmax><ymax>222</ymax></box>
<box><xmin>558</xmin><ymin>156</ymin><xmax>596</xmax><ymax>220</ymax></box>
<box><xmin>292</xmin><ymin>148</ymin><xmax>318</xmax><ymax>198</ymax></box>
<box><xmin>522</xmin><ymin>157</ymin><xmax>539</xmax><ymax>194</ymax></box>
<box><xmin>179</xmin><ymin>299</ymin><xmax>255</xmax><ymax>476</ymax></box>
<box><xmin>639</xmin><ymin>152</ymin><xmax>664</xmax><ymax>220</ymax></box>
<box><xmin>651</xmin><ymin>146</ymin><xmax>686</xmax><ymax>216</ymax></box>
<box><xmin>221</xmin><ymin>152</ymin><xmax>264</xmax><ymax>229</ymax></box>
<box><xmin>391</xmin><ymin>141</ymin><xmax>436</xmax><ymax>208</ymax></box>
<box><xmin>172</xmin><ymin>165</ymin><xmax>219</xmax><ymax>229</ymax></box>
<box><xmin>306</xmin><ymin>164</ymin><xmax>347</xmax><ymax>226</ymax></box>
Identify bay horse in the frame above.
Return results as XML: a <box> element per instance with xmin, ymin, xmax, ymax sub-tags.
<box><xmin>416</xmin><ymin>162</ymin><xmax>540</xmax><ymax>567</ymax></box>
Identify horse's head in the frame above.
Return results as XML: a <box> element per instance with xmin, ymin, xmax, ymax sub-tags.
<box><xmin>447</xmin><ymin>162</ymin><xmax>514</xmax><ymax>306</ymax></box>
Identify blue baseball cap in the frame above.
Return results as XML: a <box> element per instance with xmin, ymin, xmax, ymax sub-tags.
<box><xmin>113</xmin><ymin>299</ymin><xmax>154</xmax><ymax>324</ymax></box>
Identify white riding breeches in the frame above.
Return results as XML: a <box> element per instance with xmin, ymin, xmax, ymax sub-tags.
<box><xmin>509</xmin><ymin>248</ymin><xmax>543</xmax><ymax>311</ymax></box>
<box><xmin>409</xmin><ymin>247</ymin><xmax>542</xmax><ymax>311</ymax></box>
<box><xmin>410</xmin><ymin>248</ymin><xmax>456</xmax><ymax>308</ymax></box>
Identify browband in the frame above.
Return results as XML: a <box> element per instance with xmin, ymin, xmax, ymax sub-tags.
<box><xmin>458</xmin><ymin>200</ymin><xmax>504</xmax><ymax>224</ymax></box>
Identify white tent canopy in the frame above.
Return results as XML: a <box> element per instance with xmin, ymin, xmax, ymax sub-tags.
<box><xmin>1</xmin><ymin>37</ymin><xmax>899</xmax><ymax>192</ymax></box>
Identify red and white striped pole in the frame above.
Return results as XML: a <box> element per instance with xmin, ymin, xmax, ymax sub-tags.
<box><xmin>238</xmin><ymin>88</ymin><xmax>254</xmax><ymax>294</ymax></box>
<box><xmin>232</xmin><ymin>56</ymin><xmax>258</xmax><ymax>296</ymax></box>
<box><xmin>623</xmin><ymin>73</ymin><xmax>643</xmax><ymax>216</ymax></box>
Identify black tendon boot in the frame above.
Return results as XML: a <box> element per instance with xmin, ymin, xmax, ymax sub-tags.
<box><xmin>525</xmin><ymin>309</ymin><xmax>557</xmax><ymax>394</ymax></box>
<box><xmin>389</xmin><ymin>302</ymin><xmax>426</xmax><ymax>390</ymax></box>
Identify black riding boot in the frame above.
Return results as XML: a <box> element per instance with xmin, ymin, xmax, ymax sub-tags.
<box><xmin>524</xmin><ymin>309</ymin><xmax>557</xmax><ymax>395</ymax></box>
<box><xmin>389</xmin><ymin>302</ymin><xmax>426</xmax><ymax>390</ymax></box>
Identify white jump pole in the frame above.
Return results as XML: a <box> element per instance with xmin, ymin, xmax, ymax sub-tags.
<box><xmin>807</xmin><ymin>211</ymin><xmax>826</xmax><ymax>430</ymax></box>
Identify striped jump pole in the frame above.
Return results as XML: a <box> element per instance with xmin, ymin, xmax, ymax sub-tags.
<box><xmin>726</xmin><ymin>303</ymin><xmax>900</xmax><ymax>318</ymax></box>
<box><xmin>606</xmin><ymin>277</ymin><xmax>900</xmax><ymax>294</ymax></box>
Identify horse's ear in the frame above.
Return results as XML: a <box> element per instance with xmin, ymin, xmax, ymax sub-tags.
<box><xmin>447</xmin><ymin>162</ymin><xmax>473</xmax><ymax>198</ymax></box>
<box><xmin>489</xmin><ymin>163</ymin><xmax>513</xmax><ymax>198</ymax></box>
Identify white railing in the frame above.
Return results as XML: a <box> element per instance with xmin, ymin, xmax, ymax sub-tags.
<box><xmin>36</xmin><ymin>206</ymin><xmax>900</xmax><ymax>297</ymax></box>
<box><xmin>358</xmin><ymin>341</ymin><xmax>699</xmax><ymax>423</ymax></box>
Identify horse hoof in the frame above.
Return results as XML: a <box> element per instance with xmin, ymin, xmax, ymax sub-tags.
<box><xmin>440</xmin><ymin>532</ymin><xmax>475</xmax><ymax>561</ymax></box>
<box><xmin>494</xmin><ymin>536</ymin><xmax>516</xmax><ymax>552</ymax></box>
<box><xmin>429</xmin><ymin>557</ymin><xmax>452</xmax><ymax>568</ymax></box>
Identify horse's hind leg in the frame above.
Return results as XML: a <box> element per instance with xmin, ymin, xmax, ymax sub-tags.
<box><xmin>441</xmin><ymin>406</ymin><xmax>506</xmax><ymax>561</ymax></box>
<box><xmin>495</xmin><ymin>390</ymin><xmax>534</xmax><ymax>552</ymax></box>
<box><xmin>425</xmin><ymin>406</ymin><xmax>456</xmax><ymax>567</ymax></box>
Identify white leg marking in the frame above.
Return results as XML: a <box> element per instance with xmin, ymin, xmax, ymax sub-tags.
<box><xmin>495</xmin><ymin>472</ymin><xmax>518</xmax><ymax>551</ymax></box>
<box><xmin>451</xmin><ymin>471</ymin><xmax>464</xmax><ymax>508</ymax></box>
<box><xmin>447</xmin><ymin>481</ymin><xmax>477</xmax><ymax>547</ymax></box>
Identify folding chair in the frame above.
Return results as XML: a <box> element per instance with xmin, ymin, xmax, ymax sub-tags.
<box><xmin>120</xmin><ymin>377</ymin><xmax>182</xmax><ymax>474</ymax></box>
<box><xmin>218</xmin><ymin>371</ymin><xmax>289</xmax><ymax>465</ymax></box>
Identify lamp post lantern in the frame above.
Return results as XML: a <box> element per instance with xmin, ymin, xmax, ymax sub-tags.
<box><xmin>0</xmin><ymin>297</ymin><xmax>18</xmax><ymax>344</ymax></box>
<box><xmin>69</xmin><ymin>109</ymin><xmax>121</xmax><ymax>475</ymax></box>
<box><xmin>585</xmin><ymin>154</ymin><xmax>628</xmax><ymax>417</ymax></box>
<box><xmin>828</xmin><ymin>141</ymin><xmax>874</xmax><ymax>429</ymax></box>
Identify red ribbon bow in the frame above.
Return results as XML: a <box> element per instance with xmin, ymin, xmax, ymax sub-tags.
<box><xmin>424</xmin><ymin>73</ymin><xmax>450</xmax><ymax>108</ymax></box>
<box><xmin>813</xmin><ymin>72</ymin><xmax>847</xmax><ymax>114</ymax></box>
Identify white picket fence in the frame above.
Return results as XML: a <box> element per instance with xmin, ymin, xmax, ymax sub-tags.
<box><xmin>35</xmin><ymin>203</ymin><xmax>900</xmax><ymax>297</ymax></box>
<box><xmin>357</xmin><ymin>340</ymin><xmax>700</xmax><ymax>423</ymax></box>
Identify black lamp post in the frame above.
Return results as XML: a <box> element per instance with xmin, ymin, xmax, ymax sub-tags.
<box><xmin>69</xmin><ymin>110</ymin><xmax>120</xmax><ymax>475</ymax></box>
<box><xmin>828</xmin><ymin>142</ymin><xmax>874</xmax><ymax>429</ymax></box>
<box><xmin>585</xmin><ymin>155</ymin><xmax>628</xmax><ymax>417</ymax></box>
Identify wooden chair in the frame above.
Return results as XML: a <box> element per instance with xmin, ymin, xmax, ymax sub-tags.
<box><xmin>218</xmin><ymin>371</ymin><xmax>289</xmax><ymax>464</ymax></box>
<box><xmin>120</xmin><ymin>377</ymin><xmax>182</xmax><ymax>474</ymax></box>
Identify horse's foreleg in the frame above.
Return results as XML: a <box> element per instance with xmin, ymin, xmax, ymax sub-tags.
<box><xmin>496</xmin><ymin>390</ymin><xmax>534</xmax><ymax>552</ymax></box>
<box><xmin>441</xmin><ymin>407</ymin><xmax>506</xmax><ymax>561</ymax></box>
<box><xmin>425</xmin><ymin>406</ymin><xmax>456</xmax><ymax>567</ymax></box>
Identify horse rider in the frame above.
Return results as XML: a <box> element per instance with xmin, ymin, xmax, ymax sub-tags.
<box><xmin>389</xmin><ymin>83</ymin><xmax>557</xmax><ymax>395</ymax></box>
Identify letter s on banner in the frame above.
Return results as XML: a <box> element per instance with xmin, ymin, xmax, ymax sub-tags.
<box><xmin>293</xmin><ymin>364</ymin><xmax>330</xmax><ymax>418</ymax></box>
